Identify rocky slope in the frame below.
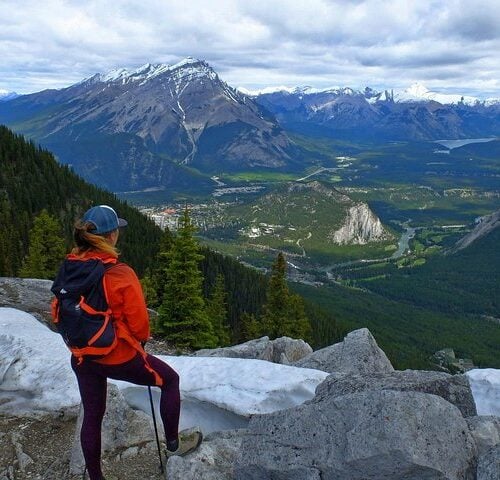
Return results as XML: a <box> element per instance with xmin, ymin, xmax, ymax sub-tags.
<box><xmin>452</xmin><ymin>210</ymin><xmax>500</xmax><ymax>252</ymax></box>
<box><xmin>0</xmin><ymin>59</ymin><xmax>294</xmax><ymax>191</ymax></box>
<box><xmin>1</xmin><ymin>286</ymin><xmax>499</xmax><ymax>479</ymax></box>
<box><xmin>328</xmin><ymin>203</ymin><xmax>390</xmax><ymax>245</ymax></box>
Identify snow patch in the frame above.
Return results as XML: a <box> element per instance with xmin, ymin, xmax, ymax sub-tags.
<box><xmin>0</xmin><ymin>308</ymin><xmax>327</xmax><ymax>425</ymax></box>
<box><xmin>467</xmin><ymin>369</ymin><xmax>500</xmax><ymax>416</ymax></box>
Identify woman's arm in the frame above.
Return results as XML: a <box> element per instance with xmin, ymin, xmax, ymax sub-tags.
<box><xmin>105</xmin><ymin>263</ymin><xmax>150</xmax><ymax>342</ymax></box>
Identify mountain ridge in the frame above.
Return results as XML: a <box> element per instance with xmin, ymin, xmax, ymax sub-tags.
<box><xmin>238</xmin><ymin>82</ymin><xmax>500</xmax><ymax>106</ymax></box>
<box><xmin>0</xmin><ymin>58</ymin><xmax>295</xmax><ymax>192</ymax></box>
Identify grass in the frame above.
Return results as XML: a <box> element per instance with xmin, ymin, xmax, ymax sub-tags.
<box><xmin>219</xmin><ymin>171</ymin><xmax>299</xmax><ymax>183</ymax></box>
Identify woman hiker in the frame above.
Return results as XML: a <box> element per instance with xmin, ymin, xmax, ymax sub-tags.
<box><xmin>51</xmin><ymin>205</ymin><xmax>202</xmax><ymax>480</ymax></box>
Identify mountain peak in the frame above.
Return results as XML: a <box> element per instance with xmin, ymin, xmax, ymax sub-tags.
<box><xmin>406</xmin><ymin>82</ymin><xmax>430</xmax><ymax>97</ymax></box>
<box><xmin>88</xmin><ymin>57</ymin><xmax>211</xmax><ymax>86</ymax></box>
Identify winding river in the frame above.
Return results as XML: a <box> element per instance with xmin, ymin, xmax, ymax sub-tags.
<box><xmin>321</xmin><ymin>224</ymin><xmax>416</xmax><ymax>272</ymax></box>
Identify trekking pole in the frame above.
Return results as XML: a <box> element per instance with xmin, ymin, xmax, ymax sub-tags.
<box><xmin>148</xmin><ymin>385</ymin><xmax>164</xmax><ymax>473</ymax></box>
<box><xmin>141</xmin><ymin>340</ymin><xmax>164</xmax><ymax>474</ymax></box>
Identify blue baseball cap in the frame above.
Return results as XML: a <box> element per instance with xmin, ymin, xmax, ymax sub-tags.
<box><xmin>82</xmin><ymin>205</ymin><xmax>128</xmax><ymax>234</ymax></box>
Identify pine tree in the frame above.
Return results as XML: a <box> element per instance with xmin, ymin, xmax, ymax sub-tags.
<box><xmin>261</xmin><ymin>252</ymin><xmax>311</xmax><ymax>340</ymax></box>
<box><xmin>285</xmin><ymin>293</ymin><xmax>312</xmax><ymax>341</ymax></box>
<box><xmin>206</xmin><ymin>274</ymin><xmax>231</xmax><ymax>346</ymax></box>
<box><xmin>147</xmin><ymin>228</ymin><xmax>174</xmax><ymax>308</ymax></box>
<box><xmin>157</xmin><ymin>208</ymin><xmax>217</xmax><ymax>349</ymax></box>
<box><xmin>20</xmin><ymin>209</ymin><xmax>66</xmax><ymax>279</ymax></box>
<box><xmin>261</xmin><ymin>252</ymin><xmax>290</xmax><ymax>338</ymax></box>
<box><xmin>239</xmin><ymin>311</ymin><xmax>262</xmax><ymax>342</ymax></box>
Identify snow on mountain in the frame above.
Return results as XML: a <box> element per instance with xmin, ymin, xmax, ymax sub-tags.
<box><xmin>242</xmin><ymin>81</ymin><xmax>499</xmax><ymax>106</ymax></box>
<box><xmin>238</xmin><ymin>85</ymin><xmax>354</xmax><ymax>97</ymax></box>
<box><xmin>238</xmin><ymin>86</ymin><xmax>295</xmax><ymax>96</ymax></box>
<box><xmin>87</xmin><ymin>57</ymin><xmax>214</xmax><ymax>86</ymax></box>
<box><xmin>0</xmin><ymin>308</ymin><xmax>327</xmax><ymax>429</ymax></box>
<box><xmin>393</xmin><ymin>82</ymin><xmax>479</xmax><ymax>105</ymax></box>
<box><xmin>0</xmin><ymin>89</ymin><xmax>19</xmax><ymax>101</ymax></box>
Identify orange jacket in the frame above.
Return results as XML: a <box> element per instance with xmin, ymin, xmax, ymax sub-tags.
<box><xmin>66</xmin><ymin>251</ymin><xmax>150</xmax><ymax>365</ymax></box>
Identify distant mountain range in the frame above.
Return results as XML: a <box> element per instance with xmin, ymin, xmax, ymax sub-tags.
<box><xmin>251</xmin><ymin>84</ymin><xmax>500</xmax><ymax>141</ymax></box>
<box><xmin>238</xmin><ymin>83</ymin><xmax>500</xmax><ymax>106</ymax></box>
<box><xmin>0</xmin><ymin>58</ymin><xmax>499</xmax><ymax>191</ymax></box>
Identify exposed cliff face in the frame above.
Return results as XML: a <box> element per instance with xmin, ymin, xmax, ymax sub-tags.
<box><xmin>452</xmin><ymin>210</ymin><xmax>500</xmax><ymax>252</ymax></box>
<box><xmin>329</xmin><ymin>203</ymin><xmax>391</xmax><ymax>245</ymax></box>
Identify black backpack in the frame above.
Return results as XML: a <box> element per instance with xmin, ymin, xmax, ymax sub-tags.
<box><xmin>51</xmin><ymin>258</ymin><xmax>118</xmax><ymax>361</ymax></box>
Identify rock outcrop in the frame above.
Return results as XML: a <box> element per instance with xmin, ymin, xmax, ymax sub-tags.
<box><xmin>195</xmin><ymin>336</ymin><xmax>312</xmax><ymax>364</ymax></box>
<box><xmin>314</xmin><ymin>369</ymin><xmax>477</xmax><ymax>417</ymax></box>
<box><xmin>167</xmin><ymin>430</ymin><xmax>248</xmax><ymax>480</ymax></box>
<box><xmin>466</xmin><ymin>416</ymin><xmax>500</xmax><ymax>455</ymax></box>
<box><xmin>293</xmin><ymin>328</ymin><xmax>394</xmax><ymax>374</ymax></box>
<box><xmin>167</xmin><ymin>328</ymin><xmax>499</xmax><ymax>480</ymax></box>
<box><xmin>235</xmin><ymin>390</ymin><xmax>477</xmax><ymax>479</ymax></box>
<box><xmin>328</xmin><ymin>203</ymin><xmax>391</xmax><ymax>245</ymax></box>
<box><xmin>452</xmin><ymin>210</ymin><xmax>500</xmax><ymax>253</ymax></box>
<box><xmin>0</xmin><ymin>278</ymin><xmax>53</xmax><ymax>327</ymax></box>
<box><xmin>477</xmin><ymin>445</ymin><xmax>500</xmax><ymax>480</ymax></box>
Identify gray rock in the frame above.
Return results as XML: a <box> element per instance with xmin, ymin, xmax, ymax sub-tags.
<box><xmin>477</xmin><ymin>445</ymin><xmax>500</xmax><ymax>480</ymax></box>
<box><xmin>166</xmin><ymin>429</ymin><xmax>249</xmax><ymax>480</ymax></box>
<box><xmin>195</xmin><ymin>336</ymin><xmax>312</xmax><ymax>365</ymax></box>
<box><xmin>235</xmin><ymin>390</ymin><xmax>477</xmax><ymax>480</ymax></box>
<box><xmin>314</xmin><ymin>369</ymin><xmax>477</xmax><ymax>417</ymax></box>
<box><xmin>269</xmin><ymin>337</ymin><xmax>312</xmax><ymax>364</ymax></box>
<box><xmin>11</xmin><ymin>432</ymin><xmax>33</xmax><ymax>472</ymax></box>
<box><xmin>294</xmin><ymin>328</ymin><xmax>394</xmax><ymax>374</ymax></box>
<box><xmin>70</xmin><ymin>383</ymin><xmax>154</xmax><ymax>474</ymax></box>
<box><xmin>467</xmin><ymin>416</ymin><xmax>500</xmax><ymax>455</ymax></box>
<box><xmin>0</xmin><ymin>277</ymin><xmax>53</xmax><ymax>327</ymax></box>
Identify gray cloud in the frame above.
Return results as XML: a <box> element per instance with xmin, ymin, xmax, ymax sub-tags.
<box><xmin>0</xmin><ymin>0</ymin><xmax>499</xmax><ymax>97</ymax></box>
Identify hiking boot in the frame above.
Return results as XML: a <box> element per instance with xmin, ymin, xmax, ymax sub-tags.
<box><xmin>165</xmin><ymin>426</ymin><xmax>203</xmax><ymax>458</ymax></box>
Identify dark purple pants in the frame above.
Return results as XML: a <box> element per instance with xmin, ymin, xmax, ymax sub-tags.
<box><xmin>71</xmin><ymin>353</ymin><xmax>180</xmax><ymax>480</ymax></box>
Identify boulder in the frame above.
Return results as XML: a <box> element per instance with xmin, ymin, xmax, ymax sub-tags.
<box><xmin>477</xmin><ymin>445</ymin><xmax>500</xmax><ymax>480</ymax></box>
<box><xmin>466</xmin><ymin>416</ymin><xmax>500</xmax><ymax>455</ymax></box>
<box><xmin>235</xmin><ymin>390</ymin><xmax>477</xmax><ymax>480</ymax></box>
<box><xmin>314</xmin><ymin>370</ymin><xmax>477</xmax><ymax>417</ymax></box>
<box><xmin>294</xmin><ymin>328</ymin><xmax>394</xmax><ymax>374</ymax></box>
<box><xmin>69</xmin><ymin>383</ymin><xmax>154</xmax><ymax>474</ymax></box>
<box><xmin>270</xmin><ymin>336</ymin><xmax>313</xmax><ymax>364</ymax></box>
<box><xmin>166</xmin><ymin>429</ymin><xmax>249</xmax><ymax>480</ymax></box>
<box><xmin>195</xmin><ymin>336</ymin><xmax>312</xmax><ymax>365</ymax></box>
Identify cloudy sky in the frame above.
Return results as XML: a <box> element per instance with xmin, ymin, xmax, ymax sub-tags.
<box><xmin>2</xmin><ymin>0</ymin><xmax>500</xmax><ymax>97</ymax></box>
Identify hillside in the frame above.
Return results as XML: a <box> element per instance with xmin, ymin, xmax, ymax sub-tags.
<box><xmin>203</xmin><ymin>181</ymin><xmax>394</xmax><ymax>266</ymax></box>
<box><xmin>0</xmin><ymin>125</ymin><xmax>162</xmax><ymax>275</ymax></box>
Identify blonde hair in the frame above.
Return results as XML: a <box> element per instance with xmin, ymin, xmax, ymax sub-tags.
<box><xmin>72</xmin><ymin>220</ymin><xmax>119</xmax><ymax>258</ymax></box>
